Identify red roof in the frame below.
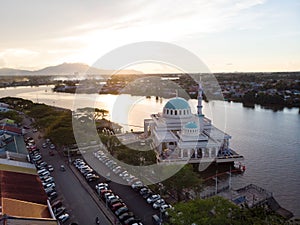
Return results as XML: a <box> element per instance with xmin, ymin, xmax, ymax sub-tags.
<box><xmin>0</xmin><ymin>124</ymin><xmax>22</xmax><ymax>135</ymax></box>
<box><xmin>0</xmin><ymin>170</ymin><xmax>48</xmax><ymax>205</ymax></box>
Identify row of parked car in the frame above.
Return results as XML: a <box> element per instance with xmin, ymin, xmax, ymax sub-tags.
<box><xmin>25</xmin><ymin>136</ymin><xmax>70</xmax><ymax>223</ymax></box>
<box><xmin>94</xmin><ymin>150</ymin><xmax>172</xmax><ymax>224</ymax></box>
<box><xmin>73</xmin><ymin>158</ymin><xmax>100</xmax><ymax>182</ymax></box>
<box><xmin>93</xmin><ymin>150</ymin><xmax>143</xmax><ymax>188</ymax></box>
<box><xmin>95</xmin><ymin>182</ymin><xmax>143</xmax><ymax>225</ymax></box>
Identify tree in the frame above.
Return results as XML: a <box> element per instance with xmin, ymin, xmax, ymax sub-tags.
<box><xmin>162</xmin><ymin>164</ymin><xmax>202</xmax><ymax>202</ymax></box>
<box><xmin>77</xmin><ymin>107</ymin><xmax>109</xmax><ymax>121</ymax></box>
<box><xmin>0</xmin><ymin>110</ymin><xmax>23</xmax><ymax>124</ymax></box>
<box><xmin>167</xmin><ymin>197</ymin><xmax>295</xmax><ymax>225</ymax></box>
<box><xmin>168</xmin><ymin>196</ymin><xmax>239</xmax><ymax>225</ymax></box>
<box><xmin>95</xmin><ymin>108</ymin><xmax>109</xmax><ymax>120</ymax></box>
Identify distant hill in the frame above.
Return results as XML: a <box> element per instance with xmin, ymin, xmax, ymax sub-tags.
<box><xmin>0</xmin><ymin>63</ymin><xmax>141</xmax><ymax>76</ymax></box>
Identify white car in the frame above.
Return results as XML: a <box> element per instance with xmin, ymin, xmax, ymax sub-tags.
<box><xmin>95</xmin><ymin>183</ymin><xmax>108</xmax><ymax>190</ymax></box>
<box><xmin>58</xmin><ymin>213</ymin><xmax>69</xmax><ymax>222</ymax></box>
<box><xmin>153</xmin><ymin>199</ymin><xmax>165</xmax><ymax>209</ymax></box>
<box><xmin>48</xmin><ymin>165</ymin><xmax>54</xmax><ymax>172</ymax></box>
<box><xmin>119</xmin><ymin>171</ymin><xmax>128</xmax><ymax>177</ymax></box>
<box><xmin>147</xmin><ymin>194</ymin><xmax>161</xmax><ymax>204</ymax></box>
<box><xmin>44</xmin><ymin>182</ymin><xmax>55</xmax><ymax>189</ymax></box>
<box><xmin>160</xmin><ymin>204</ymin><xmax>173</xmax><ymax>212</ymax></box>
<box><xmin>131</xmin><ymin>181</ymin><xmax>143</xmax><ymax>189</ymax></box>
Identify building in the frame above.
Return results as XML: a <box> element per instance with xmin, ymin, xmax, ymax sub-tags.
<box><xmin>144</xmin><ymin>82</ymin><xmax>244</xmax><ymax>164</ymax></box>
<box><xmin>0</xmin><ymin>102</ymin><xmax>11</xmax><ymax>113</ymax></box>
<box><xmin>0</xmin><ymin>160</ymin><xmax>58</xmax><ymax>225</ymax></box>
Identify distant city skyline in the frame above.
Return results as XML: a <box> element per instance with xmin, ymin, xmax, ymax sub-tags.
<box><xmin>0</xmin><ymin>0</ymin><xmax>299</xmax><ymax>73</ymax></box>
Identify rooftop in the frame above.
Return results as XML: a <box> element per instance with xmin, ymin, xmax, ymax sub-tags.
<box><xmin>164</xmin><ymin>97</ymin><xmax>190</xmax><ymax>110</ymax></box>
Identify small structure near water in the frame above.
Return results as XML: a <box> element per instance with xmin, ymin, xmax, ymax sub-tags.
<box><xmin>218</xmin><ymin>184</ymin><xmax>294</xmax><ymax>220</ymax></box>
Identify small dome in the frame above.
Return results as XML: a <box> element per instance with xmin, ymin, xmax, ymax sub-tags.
<box><xmin>184</xmin><ymin>121</ymin><xmax>198</xmax><ymax>129</ymax></box>
<box><xmin>183</xmin><ymin>121</ymin><xmax>200</xmax><ymax>136</ymax></box>
<box><xmin>164</xmin><ymin>97</ymin><xmax>190</xmax><ymax>110</ymax></box>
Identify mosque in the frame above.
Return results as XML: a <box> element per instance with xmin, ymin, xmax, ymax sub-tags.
<box><xmin>143</xmin><ymin>82</ymin><xmax>244</xmax><ymax>164</ymax></box>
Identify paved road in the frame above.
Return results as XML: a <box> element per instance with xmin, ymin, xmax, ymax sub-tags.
<box><xmin>24</xmin><ymin>118</ymin><xmax>111</xmax><ymax>225</ymax></box>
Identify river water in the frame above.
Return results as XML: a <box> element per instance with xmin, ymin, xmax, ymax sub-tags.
<box><xmin>1</xmin><ymin>85</ymin><xmax>299</xmax><ymax>217</ymax></box>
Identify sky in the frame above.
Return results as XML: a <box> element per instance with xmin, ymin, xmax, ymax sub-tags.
<box><xmin>0</xmin><ymin>0</ymin><xmax>299</xmax><ymax>73</ymax></box>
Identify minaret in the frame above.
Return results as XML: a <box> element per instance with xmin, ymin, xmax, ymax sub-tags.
<box><xmin>197</xmin><ymin>79</ymin><xmax>203</xmax><ymax>117</ymax></box>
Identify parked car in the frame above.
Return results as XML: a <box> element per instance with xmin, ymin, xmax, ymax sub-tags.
<box><xmin>109</xmin><ymin>198</ymin><xmax>123</xmax><ymax>207</ymax></box>
<box><xmin>43</xmin><ymin>177</ymin><xmax>55</xmax><ymax>183</ymax></box>
<box><xmin>123</xmin><ymin>217</ymin><xmax>136</xmax><ymax>225</ymax></box>
<box><xmin>33</xmin><ymin>155</ymin><xmax>42</xmax><ymax>161</ymax></box>
<box><xmin>115</xmin><ymin>206</ymin><xmax>128</xmax><ymax>216</ymax></box>
<box><xmin>111</xmin><ymin>202</ymin><xmax>126</xmax><ymax>212</ymax></box>
<box><xmin>51</xmin><ymin>200</ymin><xmax>62</xmax><ymax>209</ymax></box>
<box><xmin>37</xmin><ymin>168</ymin><xmax>48</xmax><ymax>174</ymax></box>
<box><xmin>142</xmin><ymin>190</ymin><xmax>153</xmax><ymax>199</ymax></box>
<box><xmin>118</xmin><ymin>212</ymin><xmax>134</xmax><ymax>222</ymax></box>
<box><xmin>100</xmin><ymin>189</ymin><xmax>112</xmax><ymax>198</ymax></box>
<box><xmin>54</xmin><ymin>206</ymin><xmax>66</xmax><ymax>217</ymax></box>
<box><xmin>40</xmin><ymin>170</ymin><xmax>50</xmax><ymax>177</ymax></box>
<box><xmin>95</xmin><ymin>182</ymin><xmax>108</xmax><ymax>190</ymax></box>
<box><xmin>42</xmin><ymin>143</ymin><xmax>47</xmax><ymax>148</ymax></box>
<box><xmin>131</xmin><ymin>181</ymin><xmax>143</xmax><ymax>190</ymax></box>
<box><xmin>119</xmin><ymin>171</ymin><xmax>128</xmax><ymax>177</ymax></box>
<box><xmin>160</xmin><ymin>204</ymin><xmax>173</xmax><ymax>213</ymax></box>
<box><xmin>45</xmin><ymin>187</ymin><xmax>56</xmax><ymax>195</ymax></box>
<box><xmin>48</xmin><ymin>191</ymin><xmax>58</xmax><ymax>199</ymax></box>
<box><xmin>107</xmin><ymin>195</ymin><xmax>120</xmax><ymax>204</ymax></box>
<box><xmin>139</xmin><ymin>187</ymin><xmax>148</xmax><ymax>195</ymax></box>
<box><xmin>153</xmin><ymin>199</ymin><xmax>165</xmax><ymax>209</ymax></box>
<box><xmin>39</xmin><ymin>161</ymin><xmax>48</xmax><ymax>167</ymax></box>
<box><xmin>44</xmin><ymin>182</ymin><xmax>55</xmax><ymax>189</ymax></box>
<box><xmin>50</xmin><ymin>144</ymin><xmax>56</xmax><ymax>150</ymax></box>
<box><xmin>48</xmin><ymin>165</ymin><xmax>54</xmax><ymax>172</ymax></box>
<box><xmin>152</xmin><ymin>214</ymin><xmax>163</xmax><ymax>225</ymax></box>
<box><xmin>147</xmin><ymin>194</ymin><xmax>161</xmax><ymax>204</ymax></box>
<box><xmin>49</xmin><ymin>193</ymin><xmax>58</xmax><ymax>201</ymax></box>
<box><xmin>86</xmin><ymin>174</ymin><xmax>99</xmax><ymax>182</ymax></box>
<box><xmin>58</xmin><ymin>213</ymin><xmax>70</xmax><ymax>223</ymax></box>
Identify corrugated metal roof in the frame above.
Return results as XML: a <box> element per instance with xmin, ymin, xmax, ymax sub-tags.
<box><xmin>0</xmin><ymin>170</ymin><xmax>48</xmax><ymax>205</ymax></box>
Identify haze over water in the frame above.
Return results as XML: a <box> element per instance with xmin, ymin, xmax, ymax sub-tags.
<box><xmin>1</xmin><ymin>85</ymin><xmax>299</xmax><ymax>217</ymax></box>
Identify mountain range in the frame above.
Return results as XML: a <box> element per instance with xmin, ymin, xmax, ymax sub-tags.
<box><xmin>0</xmin><ymin>63</ymin><xmax>141</xmax><ymax>76</ymax></box>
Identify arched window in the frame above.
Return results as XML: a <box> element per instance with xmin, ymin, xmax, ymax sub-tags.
<box><xmin>170</xmin><ymin>110</ymin><xmax>173</xmax><ymax>115</ymax></box>
<box><xmin>175</xmin><ymin>110</ymin><xmax>177</xmax><ymax>115</ymax></box>
<box><xmin>166</xmin><ymin>109</ymin><xmax>169</xmax><ymax>114</ymax></box>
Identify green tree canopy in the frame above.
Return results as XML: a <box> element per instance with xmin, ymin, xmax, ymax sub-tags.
<box><xmin>167</xmin><ymin>196</ymin><xmax>295</xmax><ymax>225</ymax></box>
<box><xmin>162</xmin><ymin>164</ymin><xmax>202</xmax><ymax>202</ymax></box>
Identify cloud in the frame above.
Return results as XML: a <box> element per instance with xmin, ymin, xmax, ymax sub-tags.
<box><xmin>0</xmin><ymin>48</ymin><xmax>39</xmax><ymax>57</ymax></box>
<box><xmin>0</xmin><ymin>48</ymin><xmax>40</xmax><ymax>68</ymax></box>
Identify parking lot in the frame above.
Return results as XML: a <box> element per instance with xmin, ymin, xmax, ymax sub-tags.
<box><xmin>24</xmin><ymin>117</ymin><xmax>171</xmax><ymax>225</ymax></box>
<box><xmin>23</xmin><ymin>121</ymin><xmax>111</xmax><ymax>225</ymax></box>
<box><xmin>77</xmin><ymin>150</ymin><xmax>171</xmax><ymax>225</ymax></box>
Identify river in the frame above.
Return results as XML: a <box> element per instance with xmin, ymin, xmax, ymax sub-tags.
<box><xmin>1</xmin><ymin>85</ymin><xmax>299</xmax><ymax>217</ymax></box>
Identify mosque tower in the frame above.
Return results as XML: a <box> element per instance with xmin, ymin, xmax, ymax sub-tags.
<box><xmin>197</xmin><ymin>80</ymin><xmax>203</xmax><ymax>116</ymax></box>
